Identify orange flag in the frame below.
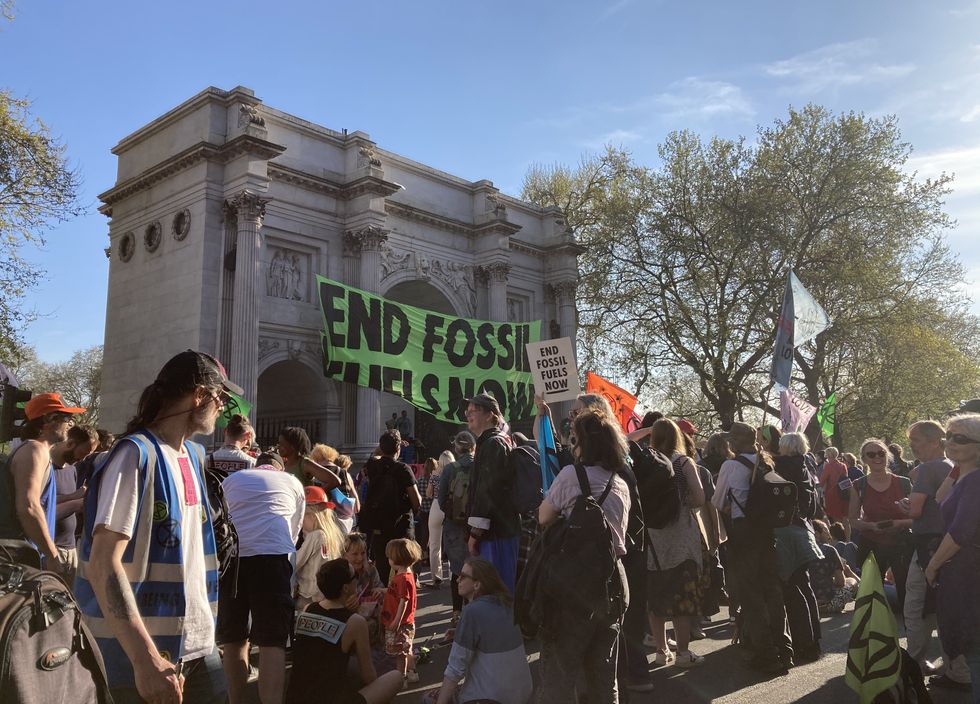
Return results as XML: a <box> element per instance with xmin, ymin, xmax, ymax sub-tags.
<box><xmin>585</xmin><ymin>372</ymin><xmax>639</xmax><ymax>432</ymax></box>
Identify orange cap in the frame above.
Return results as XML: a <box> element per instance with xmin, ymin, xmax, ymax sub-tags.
<box><xmin>24</xmin><ymin>393</ymin><xmax>85</xmax><ymax>421</ymax></box>
<box><xmin>304</xmin><ymin>486</ymin><xmax>335</xmax><ymax>509</ymax></box>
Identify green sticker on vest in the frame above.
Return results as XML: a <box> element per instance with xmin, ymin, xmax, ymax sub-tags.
<box><xmin>153</xmin><ymin>501</ymin><xmax>168</xmax><ymax>522</ymax></box>
<box><xmin>200</xmin><ymin>505</ymin><xmax>207</xmax><ymax>523</ymax></box>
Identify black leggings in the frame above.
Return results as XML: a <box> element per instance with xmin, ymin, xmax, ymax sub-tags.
<box><xmin>857</xmin><ymin>537</ymin><xmax>911</xmax><ymax>613</ymax></box>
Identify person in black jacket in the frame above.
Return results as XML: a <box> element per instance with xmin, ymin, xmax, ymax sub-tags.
<box><xmin>463</xmin><ymin>393</ymin><xmax>520</xmax><ymax>594</ymax></box>
<box><xmin>773</xmin><ymin>431</ymin><xmax>824</xmax><ymax>663</ymax></box>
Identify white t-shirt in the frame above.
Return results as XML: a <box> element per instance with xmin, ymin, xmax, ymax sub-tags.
<box><xmin>94</xmin><ymin>435</ymin><xmax>214</xmax><ymax>660</ymax></box>
<box><xmin>712</xmin><ymin>454</ymin><xmax>755</xmax><ymax>520</ymax></box>
<box><xmin>221</xmin><ymin>469</ymin><xmax>304</xmax><ymax>557</ymax></box>
<box><xmin>210</xmin><ymin>446</ymin><xmax>256</xmax><ymax>474</ymax></box>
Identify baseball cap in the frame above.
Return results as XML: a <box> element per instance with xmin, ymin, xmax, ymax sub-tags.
<box><xmin>453</xmin><ymin>431</ymin><xmax>476</xmax><ymax>450</ymax></box>
<box><xmin>676</xmin><ymin>419</ymin><xmax>698</xmax><ymax>436</ymax></box>
<box><xmin>24</xmin><ymin>393</ymin><xmax>86</xmax><ymax>421</ymax></box>
<box><xmin>156</xmin><ymin>350</ymin><xmax>244</xmax><ymax>396</ymax></box>
<box><xmin>304</xmin><ymin>485</ymin><xmax>336</xmax><ymax>509</ymax></box>
<box><xmin>464</xmin><ymin>393</ymin><xmax>501</xmax><ymax>416</ymax></box>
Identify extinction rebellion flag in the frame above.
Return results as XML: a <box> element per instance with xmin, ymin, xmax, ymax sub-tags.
<box><xmin>317</xmin><ymin>275</ymin><xmax>541</xmax><ymax>422</ymax></box>
<box><xmin>845</xmin><ymin>553</ymin><xmax>900</xmax><ymax>703</ymax></box>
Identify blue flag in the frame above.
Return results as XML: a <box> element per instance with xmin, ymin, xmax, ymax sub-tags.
<box><xmin>536</xmin><ymin>414</ymin><xmax>561</xmax><ymax>492</ymax></box>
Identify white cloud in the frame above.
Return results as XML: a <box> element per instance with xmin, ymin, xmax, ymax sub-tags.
<box><xmin>656</xmin><ymin>77</ymin><xmax>754</xmax><ymax>120</ymax></box>
<box><xmin>908</xmin><ymin>145</ymin><xmax>980</xmax><ymax>195</ymax></box>
<box><xmin>765</xmin><ymin>39</ymin><xmax>915</xmax><ymax>93</ymax></box>
<box><xmin>961</xmin><ymin>105</ymin><xmax>980</xmax><ymax>123</ymax></box>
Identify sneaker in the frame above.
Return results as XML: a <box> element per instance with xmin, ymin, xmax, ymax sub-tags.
<box><xmin>667</xmin><ymin>637</ymin><xmax>677</xmax><ymax>651</ymax></box>
<box><xmin>674</xmin><ymin>651</ymin><xmax>705</xmax><ymax>668</ymax></box>
<box><xmin>653</xmin><ymin>649</ymin><xmax>674</xmax><ymax>666</ymax></box>
<box><xmin>405</xmin><ymin>670</ymin><xmax>420</xmax><ymax>684</ymax></box>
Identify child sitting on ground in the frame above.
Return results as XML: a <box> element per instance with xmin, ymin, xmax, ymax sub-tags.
<box><xmin>381</xmin><ymin>538</ymin><xmax>422</xmax><ymax>686</ymax></box>
<box><xmin>294</xmin><ymin>486</ymin><xmax>345</xmax><ymax>610</ymax></box>
<box><xmin>343</xmin><ymin>532</ymin><xmax>386</xmax><ymax>643</ymax></box>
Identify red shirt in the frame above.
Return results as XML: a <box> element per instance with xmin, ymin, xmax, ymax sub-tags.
<box><xmin>859</xmin><ymin>474</ymin><xmax>910</xmax><ymax>544</ymax></box>
<box><xmin>381</xmin><ymin>570</ymin><xmax>416</xmax><ymax>627</ymax></box>
<box><xmin>820</xmin><ymin>459</ymin><xmax>849</xmax><ymax>518</ymax></box>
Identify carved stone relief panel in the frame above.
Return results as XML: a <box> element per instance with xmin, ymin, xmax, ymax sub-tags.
<box><xmin>266</xmin><ymin>247</ymin><xmax>309</xmax><ymax>302</ymax></box>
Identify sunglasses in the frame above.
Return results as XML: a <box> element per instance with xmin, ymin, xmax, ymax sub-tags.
<box><xmin>947</xmin><ymin>432</ymin><xmax>980</xmax><ymax>446</ymax></box>
<box><xmin>863</xmin><ymin>450</ymin><xmax>886</xmax><ymax>459</ymax></box>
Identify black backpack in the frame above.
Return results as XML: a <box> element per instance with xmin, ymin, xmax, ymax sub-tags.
<box><xmin>205</xmin><ymin>455</ymin><xmax>240</xmax><ymax>596</ymax></box>
<box><xmin>515</xmin><ymin>464</ymin><xmax>618</xmax><ymax>638</ymax></box>
<box><xmin>628</xmin><ymin>441</ymin><xmax>681</xmax><ymax>529</ymax></box>
<box><xmin>731</xmin><ymin>455</ymin><xmax>798</xmax><ymax>529</ymax></box>
<box><xmin>0</xmin><ymin>561</ymin><xmax>112</xmax><ymax>703</ymax></box>
<box><xmin>510</xmin><ymin>444</ymin><xmax>544</xmax><ymax>515</ymax></box>
<box><xmin>358</xmin><ymin>457</ymin><xmax>405</xmax><ymax>533</ymax></box>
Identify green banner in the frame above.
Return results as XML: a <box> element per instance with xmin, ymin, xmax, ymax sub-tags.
<box><xmin>317</xmin><ymin>275</ymin><xmax>541</xmax><ymax>422</ymax></box>
<box><xmin>217</xmin><ymin>391</ymin><xmax>252</xmax><ymax>429</ymax></box>
<box><xmin>817</xmin><ymin>392</ymin><xmax>837</xmax><ymax>438</ymax></box>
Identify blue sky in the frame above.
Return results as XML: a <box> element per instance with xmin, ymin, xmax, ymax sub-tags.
<box><xmin>3</xmin><ymin>0</ymin><xmax>979</xmax><ymax>362</ymax></box>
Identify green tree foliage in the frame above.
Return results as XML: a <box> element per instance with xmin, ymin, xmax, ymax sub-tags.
<box><xmin>14</xmin><ymin>345</ymin><xmax>103</xmax><ymax>426</ymax></box>
<box><xmin>523</xmin><ymin>105</ymin><xmax>980</xmax><ymax>442</ymax></box>
<box><xmin>0</xmin><ymin>91</ymin><xmax>83</xmax><ymax>360</ymax></box>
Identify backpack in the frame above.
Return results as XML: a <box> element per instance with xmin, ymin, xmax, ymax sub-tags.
<box><xmin>0</xmin><ymin>561</ymin><xmax>112</xmax><ymax>703</ymax></box>
<box><xmin>628</xmin><ymin>441</ymin><xmax>681</xmax><ymax>529</ymax></box>
<box><xmin>514</xmin><ymin>464</ymin><xmax>618</xmax><ymax>638</ymax></box>
<box><xmin>444</xmin><ymin>457</ymin><xmax>473</xmax><ymax>523</ymax></box>
<box><xmin>774</xmin><ymin>456</ymin><xmax>819</xmax><ymax>520</ymax></box>
<box><xmin>205</xmin><ymin>455</ymin><xmax>240</xmax><ymax>596</ymax></box>
<box><xmin>358</xmin><ymin>458</ymin><xmax>404</xmax><ymax>533</ymax></box>
<box><xmin>731</xmin><ymin>455</ymin><xmax>798</xmax><ymax>529</ymax></box>
<box><xmin>510</xmin><ymin>444</ymin><xmax>544</xmax><ymax>515</ymax></box>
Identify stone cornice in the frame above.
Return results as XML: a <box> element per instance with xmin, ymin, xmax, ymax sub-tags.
<box><xmin>268</xmin><ymin>163</ymin><xmax>402</xmax><ymax>201</ymax></box>
<box><xmin>384</xmin><ymin>201</ymin><xmax>472</xmax><ymax>235</ymax></box>
<box><xmin>98</xmin><ymin>135</ymin><xmax>286</xmax><ymax>216</ymax></box>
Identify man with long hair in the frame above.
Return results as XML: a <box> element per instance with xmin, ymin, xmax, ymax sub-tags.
<box><xmin>76</xmin><ymin>350</ymin><xmax>240</xmax><ymax>704</ymax></box>
<box><xmin>0</xmin><ymin>392</ymin><xmax>85</xmax><ymax>570</ymax></box>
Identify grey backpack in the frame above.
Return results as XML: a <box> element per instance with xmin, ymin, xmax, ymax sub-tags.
<box><xmin>0</xmin><ymin>561</ymin><xmax>112</xmax><ymax>703</ymax></box>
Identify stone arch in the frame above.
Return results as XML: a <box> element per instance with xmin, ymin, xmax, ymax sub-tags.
<box><xmin>382</xmin><ymin>271</ymin><xmax>466</xmax><ymax>317</ymax></box>
<box><xmin>255</xmin><ymin>357</ymin><xmax>341</xmax><ymax>448</ymax></box>
<box><xmin>380</xmin><ymin>278</ymin><xmax>464</xmax><ymax>460</ymax></box>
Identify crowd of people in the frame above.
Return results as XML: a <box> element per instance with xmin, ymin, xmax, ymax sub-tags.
<box><xmin>1</xmin><ymin>348</ymin><xmax>979</xmax><ymax>704</ymax></box>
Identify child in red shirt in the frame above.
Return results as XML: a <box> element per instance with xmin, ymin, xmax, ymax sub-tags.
<box><xmin>381</xmin><ymin>538</ymin><xmax>422</xmax><ymax>685</ymax></box>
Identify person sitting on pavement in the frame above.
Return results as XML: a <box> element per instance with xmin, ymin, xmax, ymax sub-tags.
<box><xmin>294</xmin><ymin>485</ymin><xmax>345</xmax><ymax>611</ymax></box>
<box><xmin>428</xmin><ymin>557</ymin><xmax>532</xmax><ymax>704</ymax></box>
<box><xmin>342</xmin><ymin>532</ymin><xmax>386</xmax><ymax>645</ymax></box>
<box><xmin>811</xmin><ymin>520</ymin><xmax>859</xmax><ymax>613</ymax></box>
<box><xmin>286</xmin><ymin>558</ymin><xmax>403</xmax><ymax>704</ymax></box>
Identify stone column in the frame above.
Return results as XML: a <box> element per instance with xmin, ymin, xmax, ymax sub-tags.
<box><xmin>483</xmin><ymin>262</ymin><xmax>511</xmax><ymax>322</ymax></box>
<box><xmin>346</xmin><ymin>226</ymin><xmax>389</xmax><ymax>451</ymax></box>
<box><xmin>550</xmin><ymin>280</ymin><xmax>578</xmax><ymax>349</ymax></box>
<box><xmin>341</xmin><ymin>234</ymin><xmax>361</xmax><ymax>449</ymax></box>
<box><xmin>226</xmin><ymin>190</ymin><xmax>269</xmax><ymax>418</ymax></box>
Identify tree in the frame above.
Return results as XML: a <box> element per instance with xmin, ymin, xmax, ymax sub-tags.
<box><xmin>0</xmin><ymin>91</ymin><xmax>83</xmax><ymax>360</ymax></box>
<box><xmin>15</xmin><ymin>345</ymin><xmax>103</xmax><ymax>426</ymax></box>
<box><xmin>523</xmin><ymin>105</ymin><xmax>980</xmax><ymax>440</ymax></box>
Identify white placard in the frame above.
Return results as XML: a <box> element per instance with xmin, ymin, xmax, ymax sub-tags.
<box><xmin>525</xmin><ymin>337</ymin><xmax>581</xmax><ymax>403</ymax></box>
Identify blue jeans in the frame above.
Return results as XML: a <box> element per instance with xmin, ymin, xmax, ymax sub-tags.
<box><xmin>479</xmin><ymin>536</ymin><xmax>519</xmax><ymax>594</ymax></box>
<box><xmin>110</xmin><ymin>649</ymin><xmax>227</xmax><ymax>704</ymax></box>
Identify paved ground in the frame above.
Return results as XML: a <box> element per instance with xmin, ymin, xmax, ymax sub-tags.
<box><xmin>247</xmin><ymin>562</ymin><xmax>973</xmax><ymax>704</ymax></box>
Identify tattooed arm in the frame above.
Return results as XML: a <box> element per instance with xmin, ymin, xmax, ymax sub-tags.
<box><xmin>88</xmin><ymin>526</ymin><xmax>182</xmax><ymax>704</ymax></box>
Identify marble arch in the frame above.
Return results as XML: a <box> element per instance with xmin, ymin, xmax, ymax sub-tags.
<box><xmin>97</xmin><ymin>86</ymin><xmax>581</xmax><ymax>457</ymax></box>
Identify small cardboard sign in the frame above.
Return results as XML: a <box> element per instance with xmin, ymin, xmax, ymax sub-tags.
<box><xmin>525</xmin><ymin>337</ymin><xmax>581</xmax><ymax>404</ymax></box>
